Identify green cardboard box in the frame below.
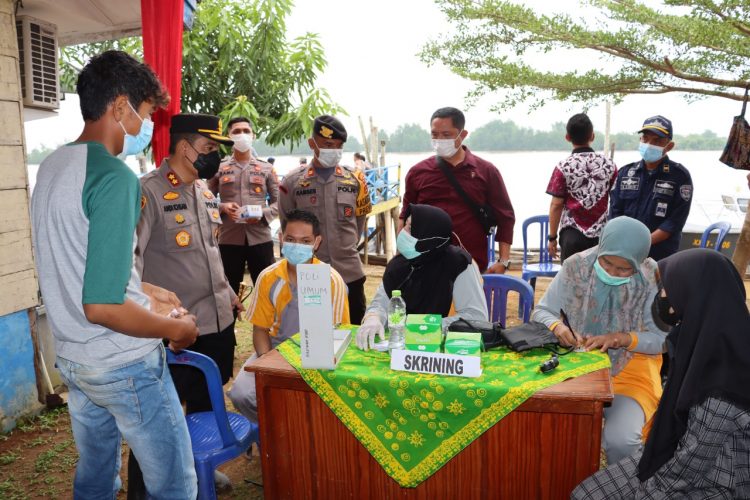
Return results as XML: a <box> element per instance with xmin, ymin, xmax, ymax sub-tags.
<box><xmin>444</xmin><ymin>331</ymin><xmax>482</xmax><ymax>357</ymax></box>
<box><xmin>404</xmin><ymin>314</ymin><xmax>442</xmax><ymax>353</ymax></box>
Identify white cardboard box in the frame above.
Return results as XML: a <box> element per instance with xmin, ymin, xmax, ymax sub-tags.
<box><xmin>297</xmin><ymin>263</ymin><xmax>351</xmax><ymax>369</ymax></box>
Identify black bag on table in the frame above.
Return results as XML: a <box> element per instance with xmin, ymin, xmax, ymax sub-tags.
<box><xmin>447</xmin><ymin>317</ymin><xmax>504</xmax><ymax>351</ymax></box>
<box><xmin>498</xmin><ymin>321</ymin><xmax>559</xmax><ymax>352</ymax></box>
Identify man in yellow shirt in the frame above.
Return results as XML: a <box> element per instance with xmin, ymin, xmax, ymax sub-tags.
<box><xmin>228</xmin><ymin>209</ymin><xmax>349</xmax><ymax>421</ymax></box>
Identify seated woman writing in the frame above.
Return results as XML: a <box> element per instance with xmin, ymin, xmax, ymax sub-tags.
<box><xmin>573</xmin><ymin>248</ymin><xmax>750</xmax><ymax>499</ymax></box>
<box><xmin>531</xmin><ymin>216</ymin><xmax>667</xmax><ymax>465</ymax></box>
<box><xmin>356</xmin><ymin>204</ymin><xmax>488</xmax><ymax>350</ymax></box>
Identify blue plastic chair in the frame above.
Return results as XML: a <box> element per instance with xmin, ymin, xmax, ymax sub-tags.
<box><xmin>483</xmin><ymin>274</ymin><xmax>535</xmax><ymax>325</ymax></box>
<box><xmin>699</xmin><ymin>221</ymin><xmax>732</xmax><ymax>251</ymax></box>
<box><xmin>521</xmin><ymin>215</ymin><xmax>562</xmax><ymax>292</ymax></box>
<box><xmin>166</xmin><ymin>350</ymin><xmax>258</xmax><ymax>500</ymax></box>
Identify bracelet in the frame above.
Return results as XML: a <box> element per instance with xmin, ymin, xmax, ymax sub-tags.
<box><xmin>548</xmin><ymin>234</ymin><xmax>557</xmax><ymax>241</ymax></box>
<box><xmin>549</xmin><ymin>321</ymin><xmax>560</xmax><ymax>333</ymax></box>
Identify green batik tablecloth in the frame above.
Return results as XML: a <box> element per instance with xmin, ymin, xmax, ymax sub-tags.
<box><xmin>277</xmin><ymin>328</ymin><xmax>610</xmax><ymax>487</ymax></box>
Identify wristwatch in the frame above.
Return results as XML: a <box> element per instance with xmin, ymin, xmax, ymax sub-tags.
<box><xmin>497</xmin><ymin>258</ymin><xmax>511</xmax><ymax>269</ymax></box>
<box><xmin>547</xmin><ymin>234</ymin><xmax>557</xmax><ymax>241</ymax></box>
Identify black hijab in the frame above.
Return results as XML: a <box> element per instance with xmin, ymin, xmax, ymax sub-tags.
<box><xmin>638</xmin><ymin>248</ymin><xmax>750</xmax><ymax>480</ymax></box>
<box><xmin>383</xmin><ymin>204</ymin><xmax>472</xmax><ymax>316</ymax></box>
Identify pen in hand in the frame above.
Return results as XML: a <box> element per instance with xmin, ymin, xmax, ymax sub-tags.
<box><xmin>559</xmin><ymin>309</ymin><xmax>583</xmax><ymax>347</ymax></box>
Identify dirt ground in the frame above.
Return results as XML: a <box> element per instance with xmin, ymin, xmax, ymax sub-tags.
<box><xmin>3</xmin><ymin>266</ymin><xmax>748</xmax><ymax>498</ymax></box>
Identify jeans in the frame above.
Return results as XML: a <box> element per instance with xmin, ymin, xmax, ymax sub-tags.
<box><xmin>57</xmin><ymin>344</ymin><xmax>197</xmax><ymax>500</ymax></box>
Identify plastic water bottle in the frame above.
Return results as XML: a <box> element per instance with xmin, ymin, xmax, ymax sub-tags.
<box><xmin>388</xmin><ymin>290</ymin><xmax>406</xmax><ymax>352</ymax></box>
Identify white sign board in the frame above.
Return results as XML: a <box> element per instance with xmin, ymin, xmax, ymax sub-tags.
<box><xmin>297</xmin><ymin>263</ymin><xmax>350</xmax><ymax>369</ymax></box>
<box><xmin>390</xmin><ymin>349</ymin><xmax>482</xmax><ymax>378</ymax></box>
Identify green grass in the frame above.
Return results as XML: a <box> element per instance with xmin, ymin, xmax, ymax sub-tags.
<box><xmin>34</xmin><ymin>439</ymin><xmax>75</xmax><ymax>473</ymax></box>
<box><xmin>0</xmin><ymin>450</ymin><xmax>19</xmax><ymax>466</ymax></box>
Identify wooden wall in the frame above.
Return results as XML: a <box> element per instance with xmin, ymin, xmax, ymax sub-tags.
<box><xmin>0</xmin><ymin>0</ymin><xmax>39</xmax><ymax>317</ymax></box>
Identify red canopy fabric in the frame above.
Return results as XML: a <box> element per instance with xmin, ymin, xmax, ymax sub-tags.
<box><xmin>141</xmin><ymin>0</ymin><xmax>184</xmax><ymax>167</ymax></box>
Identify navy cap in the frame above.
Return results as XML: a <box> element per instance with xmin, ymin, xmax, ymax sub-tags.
<box><xmin>170</xmin><ymin>113</ymin><xmax>234</xmax><ymax>146</ymax></box>
<box><xmin>638</xmin><ymin>115</ymin><xmax>673</xmax><ymax>140</ymax></box>
<box><xmin>313</xmin><ymin>115</ymin><xmax>347</xmax><ymax>142</ymax></box>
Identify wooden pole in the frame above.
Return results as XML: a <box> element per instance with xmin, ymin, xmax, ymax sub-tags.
<box><xmin>358</xmin><ymin>116</ymin><xmax>371</xmax><ymax>164</ymax></box>
<box><xmin>732</xmin><ymin>203</ymin><xmax>750</xmax><ymax>278</ymax></box>
<box><xmin>363</xmin><ymin>215</ymin><xmax>369</xmax><ymax>265</ymax></box>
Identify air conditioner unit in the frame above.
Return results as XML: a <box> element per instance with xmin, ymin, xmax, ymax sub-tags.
<box><xmin>16</xmin><ymin>16</ymin><xmax>59</xmax><ymax>110</ymax></box>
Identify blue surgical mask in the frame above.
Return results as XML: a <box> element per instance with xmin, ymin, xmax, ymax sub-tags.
<box><xmin>638</xmin><ymin>142</ymin><xmax>665</xmax><ymax>163</ymax></box>
<box><xmin>119</xmin><ymin>101</ymin><xmax>154</xmax><ymax>158</ymax></box>
<box><xmin>396</xmin><ymin>230</ymin><xmax>422</xmax><ymax>260</ymax></box>
<box><xmin>593</xmin><ymin>259</ymin><xmax>631</xmax><ymax>286</ymax></box>
<box><xmin>282</xmin><ymin>242</ymin><xmax>314</xmax><ymax>266</ymax></box>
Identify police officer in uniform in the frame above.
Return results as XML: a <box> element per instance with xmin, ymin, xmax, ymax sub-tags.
<box><xmin>131</xmin><ymin>114</ymin><xmax>243</xmax><ymax>494</ymax></box>
<box><xmin>279</xmin><ymin>115</ymin><xmax>372</xmax><ymax>324</ymax></box>
<box><xmin>208</xmin><ymin>116</ymin><xmax>279</xmax><ymax>292</ymax></box>
<box><xmin>609</xmin><ymin>115</ymin><xmax>693</xmax><ymax>261</ymax></box>
<box><xmin>136</xmin><ymin>114</ymin><xmax>243</xmax><ymax>409</ymax></box>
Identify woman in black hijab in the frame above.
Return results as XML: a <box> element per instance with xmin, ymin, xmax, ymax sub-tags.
<box><xmin>355</xmin><ymin>204</ymin><xmax>488</xmax><ymax>350</ymax></box>
<box><xmin>573</xmin><ymin>248</ymin><xmax>750</xmax><ymax>499</ymax></box>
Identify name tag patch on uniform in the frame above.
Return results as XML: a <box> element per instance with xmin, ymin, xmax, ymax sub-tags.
<box><xmin>175</xmin><ymin>230</ymin><xmax>191</xmax><ymax>247</ymax></box>
<box><xmin>653</xmin><ymin>181</ymin><xmax>675</xmax><ymax>197</ymax></box>
<box><xmin>295</xmin><ymin>188</ymin><xmax>317</xmax><ymax>196</ymax></box>
<box><xmin>680</xmin><ymin>184</ymin><xmax>692</xmax><ymax>201</ymax></box>
<box><xmin>655</xmin><ymin>202</ymin><xmax>668</xmax><ymax>217</ymax></box>
<box><xmin>621</xmin><ymin>177</ymin><xmax>640</xmax><ymax>190</ymax></box>
<box><xmin>252</xmin><ymin>176</ymin><xmax>264</xmax><ymax>184</ymax></box>
<box><xmin>343</xmin><ymin>205</ymin><xmax>354</xmax><ymax>218</ymax></box>
<box><xmin>163</xmin><ymin>191</ymin><xmax>180</xmax><ymax>201</ymax></box>
<box><xmin>164</xmin><ymin>203</ymin><xmax>188</xmax><ymax>212</ymax></box>
<box><xmin>337</xmin><ymin>185</ymin><xmax>357</xmax><ymax>194</ymax></box>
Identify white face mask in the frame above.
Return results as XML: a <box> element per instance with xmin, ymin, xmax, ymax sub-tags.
<box><xmin>431</xmin><ymin>130</ymin><xmax>463</xmax><ymax>158</ymax></box>
<box><xmin>317</xmin><ymin>148</ymin><xmax>343</xmax><ymax>168</ymax></box>
<box><xmin>230</xmin><ymin>133</ymin><xmax>253</xmax><ymax>153</ymax></box>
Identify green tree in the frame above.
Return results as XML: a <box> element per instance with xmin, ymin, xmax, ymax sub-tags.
<box><xmin>59</xmin><ymin>0</ymin><xmax>342</xmax><ymax>146</ymax></box>
<box><xmin>421</xmin><ymin>0</ymin><xmax>750</xmax><ymax>110</ymax></box>
<box><xmin>385</xmin><ymin>123</ymin><xmax>431</xmax><ymax>152</ymax></box>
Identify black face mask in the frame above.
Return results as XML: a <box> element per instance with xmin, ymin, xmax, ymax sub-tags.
<box><xmin>187</xmin><ymin>143</ymin><xmax>221</xmax><ymax>179</ymax></box>
<box><xmin>651</xmin><ymin>290</ymin><xmax>680</xmax><ymax>331</ymax></box>
<box><xmin>193</xmin><ymin>150</ymin><xmax>221</xmax><ymax>179</ymax></box>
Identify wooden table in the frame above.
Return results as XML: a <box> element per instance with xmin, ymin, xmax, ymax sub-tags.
<box><xmin>248</xmin><ymin>350</ymin><xmax>612</xmax><ymax>499</ymax></box>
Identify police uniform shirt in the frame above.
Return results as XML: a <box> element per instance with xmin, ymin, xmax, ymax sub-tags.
<box><xmin>207</xmin><ymin>156</ymin><xmax>279</xmax><ymax>246</ymax></box>
<box><xmin>135</xmin><ymin>160</ymin><xmax>235</xmax><ymax>335</ymax></box>
<box><xmin>278</xmin><ymin>164</ymin><xmax>372</xmax><ymax>284</ymax></box>
<box><xmin>609</xmin><ymin>157</ymin><xmax>693</xmax><ymax>260</ymax></box>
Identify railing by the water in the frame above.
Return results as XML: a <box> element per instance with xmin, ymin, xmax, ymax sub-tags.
<box><xmin>363</xmin><ymin>164</ymin><xmax>401</xmax><ymax>206</ymax></box>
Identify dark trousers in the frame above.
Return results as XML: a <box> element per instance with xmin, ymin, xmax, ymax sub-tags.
<box><xmin>347</xmin><ymin>276</ymin><xmax>367</xmax><ymax>325</ymax></box>
<box><xmin>559</xmin><ymin>227</ymin><xmax>599</xmax><ymax>264</ymax></box>
<box><xmin>127</xmin><ymin>323</ymin><xmax>236</xmax><ymax>499</ymax></box>
<box><xmin>220</xmin><ymin>241</ymin><xmax>276</xmax><ymax>292</ymax></box>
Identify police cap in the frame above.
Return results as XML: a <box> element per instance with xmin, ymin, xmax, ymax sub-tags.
<box><xmin>313</xmin><ymin>115</ymin><xmax>347</xmax><ymax>142</ymax></box>
<box><xmin>170</xmin><ymin>113</ymin><xmax>234</xmax><ymax>145</ymax></box>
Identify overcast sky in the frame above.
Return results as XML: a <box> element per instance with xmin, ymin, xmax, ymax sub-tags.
<box><xmin>24</xmin><ymin>0</ymin><xmax>742</xmax><ymax>150</ymax></box>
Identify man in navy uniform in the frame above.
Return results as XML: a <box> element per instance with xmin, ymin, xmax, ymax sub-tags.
<box><xmin>609</xmin><ymin>116</ymin><xmax>693</xmax><ymax>260</ymax></box>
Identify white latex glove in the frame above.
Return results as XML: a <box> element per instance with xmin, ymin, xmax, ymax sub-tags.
<box><xmin>356</xmin><ymin>315</ymin><xmax>384</xmax><ymax>351</ymax></box>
